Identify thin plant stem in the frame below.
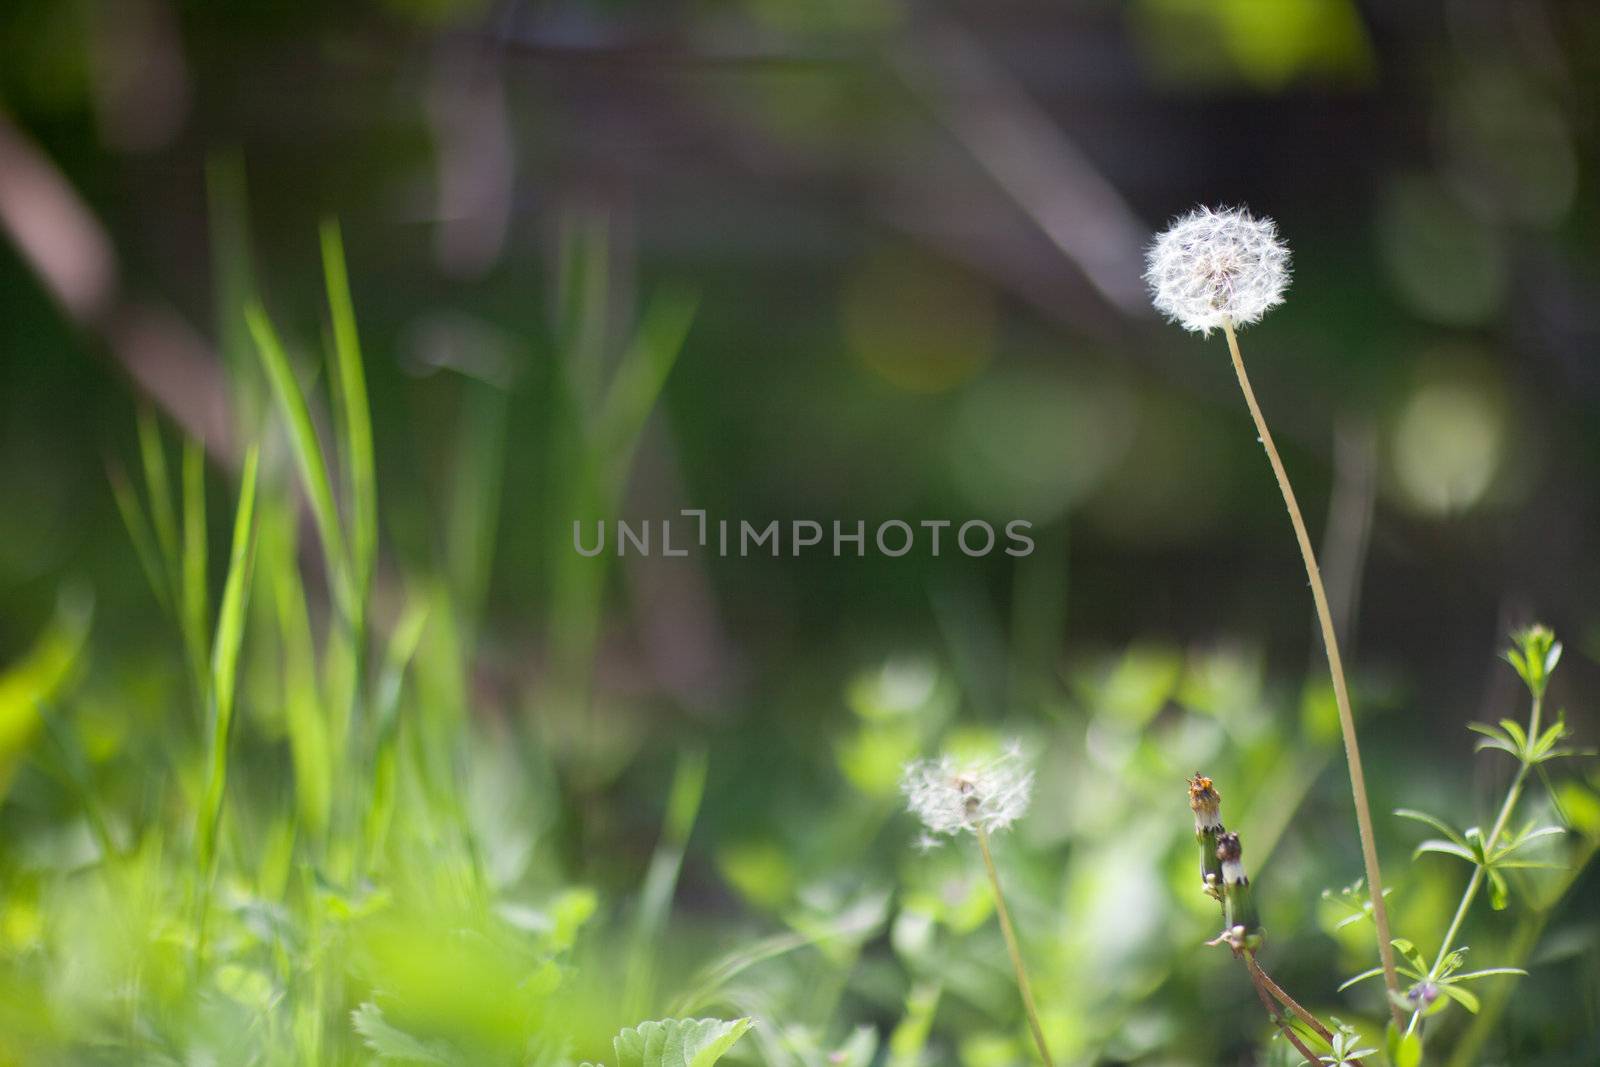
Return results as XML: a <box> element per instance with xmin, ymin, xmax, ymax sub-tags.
<box><xmin>1403</xmin><ymin>693</ymin><xmax>1542</xmax><ymax>1038</ymax></box>
<box><xmin>1246</xmin><ymin>963</ymin><xmax>1324</xmax><ymax>1065</ymax></box>
<box><xmin>1247</xmin><ymin>953</ymin><xmax>1339</xmax><ymax>1048</ymax></box>
<box><xmin>974</xmin><ymin>826</ymin><xmax>1055</xmax><ymax>1067</ymax></box>
<box><xmin>1220</xmin><ymin>317</ymin><xmax>1403</xmax><ymax>1027</ymax></box>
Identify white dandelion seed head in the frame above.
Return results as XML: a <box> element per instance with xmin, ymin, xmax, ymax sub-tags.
<box><xmin>900</xmin><ymin>742</ymin><xmax>1034</xmax><ymax>841</ymax></box>
<box><xmin>1144</xmin><ymin>206</ymin><xmax>1291</xmax><ymax>336</ymax></box>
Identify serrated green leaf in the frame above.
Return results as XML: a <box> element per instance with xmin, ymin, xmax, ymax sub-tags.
<box><xmin>613</xmin><ymin>1018</ymin><xmax>753</xmax><ymax>1067</ymax></box>
<box><xmin>351</xmin><ymin>1002</ymin><xmax>450</xmax><ymax>1064</ymax></box>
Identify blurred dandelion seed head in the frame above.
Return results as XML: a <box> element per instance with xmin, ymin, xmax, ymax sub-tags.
<box><xmin>1145</xmin><ymin>206</ymin><xmax>1291</xmax><ymax>335</ymax></box>
<box><xmin>900</xmin><ymin>743</ymin><xmax>1033</xmax><ymax>844</ymax></box>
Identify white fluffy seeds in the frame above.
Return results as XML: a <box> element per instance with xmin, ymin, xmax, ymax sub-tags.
<box><xmin>901</xmin><ymin>744</ymin><xmax>1033</xmax><ymax>844</ymax></box>
<box><xmin>1145</xmin><ymin>206</ymin><xmax>1291</xmax><ymax>336</ymax></box>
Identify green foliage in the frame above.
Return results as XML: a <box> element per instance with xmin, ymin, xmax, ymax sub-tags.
<box><xmin>1502</xmin><ymin>625</ymin><xmax>1560</xmax><ymax>700</ymax></box>
<box><xmin>607</xmin><ymin>1017</ymin><xmax>753</xmax><ymax>1067</ymax></box>
<box><xmin>5</xmin><ymin>221</ymin><xmax>1598</xmax><ymax>1067</ymax></box>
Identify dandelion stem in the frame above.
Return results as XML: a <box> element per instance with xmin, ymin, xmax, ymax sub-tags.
<box><xmin>1246</xmin><ymin>962</ymin><xmax>1325</xmax><ymax>1066</ymax></box>
<box><xmin>1247</xmin><ymin>953</ymin><xmax>1337</xmax><ymax>1046</ymax></box>
<box><xmin>975</xmin><ymin>825</ymin><xmax>1054</xmax><ymax>1067</ymax></box>
<box><xmin>1220</xmin><ymin>317</ymin><xmax>1403</xmax><ymax>1028</ymax></box>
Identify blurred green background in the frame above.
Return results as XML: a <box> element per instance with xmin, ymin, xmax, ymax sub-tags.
<box><xmin>1</xmin><ymin>1</ymin><xmax>1598</xmax><ymax>1064</ymax></box>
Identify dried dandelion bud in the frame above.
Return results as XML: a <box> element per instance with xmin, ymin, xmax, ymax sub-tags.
<box><xmin>901</xmin><ymin>744</ymin><xmax>1033</xmax><ymax>846</ymax></box>
<box><xmin>1145</xmin><ymin>206</ymin><xmax>1290</xmax><ymax>336</ymax></box>
<box><xmin>1215</xmin><ymin>830</ymin><xmax>1261</xmax><ymax>942</ymax></box>
<box><xmin>1189</xmin><ymin>774</ymin><xmax>1226</xmax><ymax>897</ymax></box>
<box><xmin>1188</xmin><ymin>774</ymin><xmax>1223</xmax><ymax>832</ymax></box>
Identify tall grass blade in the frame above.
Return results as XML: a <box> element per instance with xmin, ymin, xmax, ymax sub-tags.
<box><xmin>597</xmin><ymin>289</ymin><xmax>698</xmax><ymax>494</ymax></box>
<box><xmin>108</xmin><ymin>461</ymin><xmax>170</xmax><ymax>612</ymax></box>
<box><xmin>197</xmin><ymin>446</ymin><xmax>260</xmax><ymax>881</ymax></box>
<box><xmin>264</xmin><ymin>504</ymin><xmax>332</xmax><ymax>840</ymax></box>
<box><xmin>205</xmin><ymin>150</ymin><xmax>261</xmax><ymax>431</ymax></box>
<box><xmin>136</xmin><ymin>408</ymin><xmax>180</xmax><ymax>602</ymax></box>
<box><xmin>180</xmin><ymin>438</ymin><xmax>211</xmax><ymax>709</ymax></box>
<box><xmin>319</xmin><ymin>218</ymin><xmax>377</xmax><ymax>609</ymax></box>
<box><xmin>247</xmin><ymin>302</ymin><xmax>352</xmax><ymax>613</ymax></box>
<box><xmin>624</xmin><ymin>745</ymin><xmax>709</xmax><ymax>1020</ymax></box>
<box><xmin>363</xmin><ymin>598</ymin><xmax>429</xmax><ymax>870</ymax></box>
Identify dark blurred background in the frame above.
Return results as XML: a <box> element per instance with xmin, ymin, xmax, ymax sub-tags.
<box><xmin>5</xmin><ymin>0</ymin><xmax>1600</xmax><ymax>703</ymax></box>
<box><xmin>2</xmin><ymin>1</ymin><xmax>1599</xmax><ymax>1061</ymax></box>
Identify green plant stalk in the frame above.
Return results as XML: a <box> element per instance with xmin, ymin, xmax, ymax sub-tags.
<box><xmin>975</xmin><ymin>825</ymin><xmax>1055</xmax><ymax>1067</ymax></box>
<box><xmin>1221</xmin><ymin>318</ymin><xmax>1403</xmax><ymax>1027</ymax></box>
<box><xmin>1405</xmin><ymin>693</ymin><xmax>1542</xmax><ymax>1038</ymax></box>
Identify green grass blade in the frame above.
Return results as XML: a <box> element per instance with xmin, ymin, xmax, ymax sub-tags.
<box><xmin>107</xmin><ymin>460</ymin><xmax>170</xmax><ymax>612</ymax></box>
<box><xmin>181</xmin><ymin>438</ymin><xmax>211</xmax><ymax>707</ymax></box>
<box><xmin>447</xmin><ymin>379</ymin><xmax>509</xmax><ymax>632</ymax></box>
<box><xmin>624</xmin><ymin>745</ymin><xmax>709</xmax><ymax>1019</ymax></box>
<box><xmin>205</xmin><ymin>150</ymin><xmax>262</xmax><ymax>430</ymax></box>
<box><xmin>263</xmin><ymin>504</ymin><xmax>331</xmax><ymax>841</ymax></box>
<box><xmin>598</xmin><ymin>288</ymin><xmax>698</xmax><ymax>494</ymax></box>
<box><xmin>136</xmin><ymin>409</ymin><xmax>181</xmax><ymax>604</ymax></box>
<box><xmin>320</xmin><ymin>219</ymin><xmax>376</xmax><ymax>607</ymax></box>
<box><xmin>247</xmin><ymin>302</ymin><xmax>352</xmax><ymax>613</ymax></box>
<box><xmin>198</xmin><ymin>446</ymin><xmax>260</xmax><ymax>876</ymax></box>
<box><xmin>363</xmin><ymin>597</ymin><xmax>429</xmax><ymax>869</ymax></box>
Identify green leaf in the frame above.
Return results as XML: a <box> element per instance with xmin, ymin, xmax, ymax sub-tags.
<box><xmin>1498</xmin><ymin>718</ymin><xmax>1529</xmax><ymax>753</ymax></box>
<box><xmin>1488</xmin><ymin>868</ymin><xmax>1509</xmax><ymax>910</ymax></box>
<box><xmin>1416</xmin><ymin>838</ymin><xmax>1478</xmax><ymax>864</ymax></box>
<box><xmin>1391</xmin><ymin>939</ymin><xmax>1427</xmax><ymax>976</ymax></box>
<box><xmin>1385</xmin><ymin>1023</ymin><xmax>1423</xmax><ymax>1067</ymax></box>
<box><xmin>351</xmin><ymin>1002</ymin><xmax>450</xmax><ymax>1064</ymax></box>
<box><xmin>613</xmin><ymin>1018</ymin><xmax>754</xmax><ymax>1067</ymax></box>
<box><xmin>1437</xmin><ymin>983</ymin><xmax>1480</xmax><ymax>1014</ymax></box>
<box><xmin>1531</xmin><ymin>721</ymin><xmax>1568</xmax><ymax>758</ymax></box>
<box><xmin>1447</xmin><ymin>967</ymin><xmax>1528</xmax><ymax>982</ymax></box>
<box><xmin>1336</xmin><ymin>966</ymin><xmax>1384</xmax><ymax>992</ymax></box>
<box><xmin>1395</xmin><ymin>808</ymin><xmax>1466</xmax><ymax>847</ymax></box>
